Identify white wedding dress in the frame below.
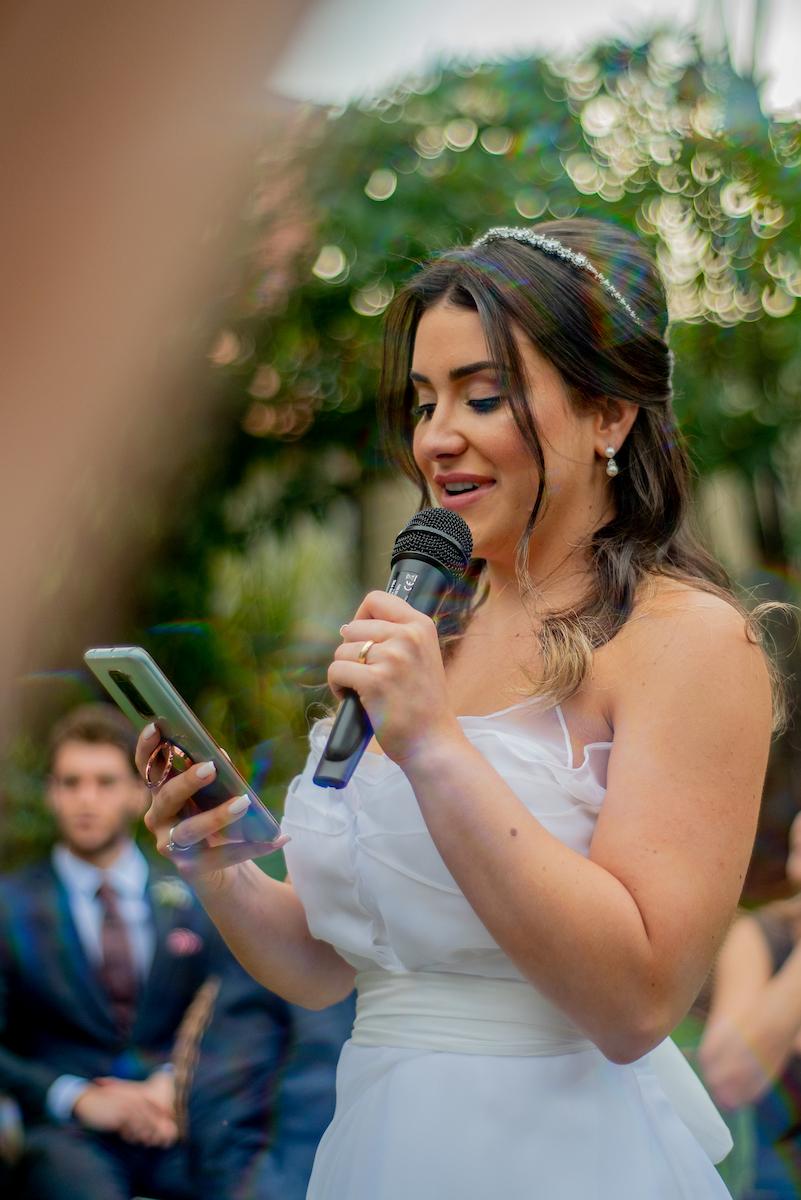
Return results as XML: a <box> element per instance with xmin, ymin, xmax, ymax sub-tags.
<box><xmin>282</xmin><ymin>699</ymin><xmax>733</xmax><ymax>1199</ymax></box>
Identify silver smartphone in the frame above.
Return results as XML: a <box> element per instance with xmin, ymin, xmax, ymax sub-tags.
<box><xmin>84</xmin><ymin>645</ymin><xmax>285</xmax><ymax>849</ymax></box>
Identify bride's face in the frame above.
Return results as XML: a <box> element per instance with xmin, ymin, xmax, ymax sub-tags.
<box><xmin>410</xmin><ymin>300</ymin><xmax>603</xmax><ymax>566</ymax></box>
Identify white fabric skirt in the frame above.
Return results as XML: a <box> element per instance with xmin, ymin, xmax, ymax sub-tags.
<box><xmin>307</xmin><ymin>1041</ymin><xmax>732</xmax><ymax>1199</ymax></box>
<box><xmin>306</xmin><ymin>971</ymin><xmax>732</xmax><ymax>1199</ymax></box>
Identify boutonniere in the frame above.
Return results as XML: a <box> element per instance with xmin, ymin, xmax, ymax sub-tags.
<box><xmin>151</xmin><ymin>877</ymin><xmax>193</xmax><ymax>910</ymax></box>
<box><xmin>166</xmin><ymin>927</ymin><xmax>204</xmax><ymax>956</ymax></box>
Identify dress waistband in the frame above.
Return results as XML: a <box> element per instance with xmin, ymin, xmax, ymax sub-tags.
<box><xmin>351</xmin><ymin>969</ymin><xmax>733</xmax><ymax>1165</ymax></box>
<box><xmin>352</xmin><ymin>969</ymin><xmax>593</xmax><ymax>1056</ymax></box>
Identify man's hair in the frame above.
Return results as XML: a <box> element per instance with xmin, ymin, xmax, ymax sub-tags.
<box><xmin>48</xmin><ymin>703</ymin><xmax>138</xmax><ymax>774</ymax></box>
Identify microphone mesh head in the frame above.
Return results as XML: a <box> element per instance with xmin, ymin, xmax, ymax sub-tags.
<box><xmin>391</xmin><ymin>508</ymin><xmax>473</xmax><ymax>576</ymax></box>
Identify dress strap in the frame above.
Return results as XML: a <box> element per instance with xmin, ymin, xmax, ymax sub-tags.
<box><xmin>554</xmin><ymin>704</ymin><xmax>573</xmax><ymax>768</ymax></box>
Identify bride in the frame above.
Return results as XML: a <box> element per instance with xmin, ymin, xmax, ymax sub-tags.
<box><xmin>140</xmin><ymin>218</ymin><xmax>774</xmax><ymax>1197</ymax></box>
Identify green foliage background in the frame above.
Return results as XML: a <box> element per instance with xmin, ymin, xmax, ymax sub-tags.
<box><xmin>3</xmin><ymin>28</ymin><xmax>801</xmax><ymax>893</ymax></box>
<box><xmin>233</xmin><ymin>32</ymin><xmax>801</xmax><ymax>491</ymax></box>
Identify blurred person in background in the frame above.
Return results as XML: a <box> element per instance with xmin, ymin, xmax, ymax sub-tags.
<box><xmin>0</xmin><ymin>703</ymin><xmax>222</xmax><ymax>1199</ymax></box>
<box><xmin>0</xmin><ymin>701</ymin><xmax>354</xmax><ymax>1200</ymax></box>
<box><xmin>187</xmin><ymin>959</ymin><xmax>354</xmax><ymax>1200</ymax></box>
<box><xmin>137</xmin><ymin>219</ymin><xmax>777</xmax><ymax>1199</ymax></box>
<box><xmin>700</xmin><ymin>811</ymin><xmax>801</xmax><ymax>1199</ymax></box>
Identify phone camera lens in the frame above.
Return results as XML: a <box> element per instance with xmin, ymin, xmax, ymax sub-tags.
<box><xmin>109</xmin><ymin>670</ymin><xmax>155</xmax><ymax>719</ymax></box>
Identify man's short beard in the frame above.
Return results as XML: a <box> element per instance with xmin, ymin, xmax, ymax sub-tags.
<box><xmin>65</xmin><ymin>826</ymin><xmax>128</xmax><ymax>861</ymax></box>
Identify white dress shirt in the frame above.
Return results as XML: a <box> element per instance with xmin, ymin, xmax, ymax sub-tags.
<box><xmin>51</xmin><ymin>840</ymin><xmax>155</xmax><ymax>978</ymax></box>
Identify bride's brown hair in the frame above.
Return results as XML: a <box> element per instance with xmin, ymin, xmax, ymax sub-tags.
<box><xmin>378</xmin><ymin>217</ymin><xmax>785</xmax><ymax>722</ymax></box>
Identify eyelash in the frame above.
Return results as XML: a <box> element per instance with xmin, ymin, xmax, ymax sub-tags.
<box><xmin>410</xmin><ymin>396</ymin><xmax>503</xmax><ymax>422</ymax></box>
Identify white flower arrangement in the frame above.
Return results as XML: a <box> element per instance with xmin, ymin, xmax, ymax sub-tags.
<box><xmin>150</xmin><ymin>877</ymin><xmax>193</xmax><ymax>909</ymax></box>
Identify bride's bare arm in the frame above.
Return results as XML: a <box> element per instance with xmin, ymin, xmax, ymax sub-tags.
<box><xmin>191</xmin><ymin>864</ymin><xmax>355</xmax><ymax>1008</ymax></box>
<box><xmin>409</xmin><ymin>593</ymin><xmax>770</xmax><ymax>1062</ymax></box>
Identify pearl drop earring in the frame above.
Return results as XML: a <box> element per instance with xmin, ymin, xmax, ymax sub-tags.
<box><xmin>604</xmin><ymin>446</ymin><xmax>619</xmax><ymax>478</ymax></box>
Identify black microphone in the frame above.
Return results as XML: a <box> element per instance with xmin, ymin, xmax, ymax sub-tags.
<box><xmin>313</xmin><ymin>507</ymin><xmax>473</xmax><ymax>789</ymax></box>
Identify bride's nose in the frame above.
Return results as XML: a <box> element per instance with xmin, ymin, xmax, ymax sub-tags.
<box><xmin>414</xmin><ymin>405</ymin><xmax>470</xmax><ymax>463</ymax></box>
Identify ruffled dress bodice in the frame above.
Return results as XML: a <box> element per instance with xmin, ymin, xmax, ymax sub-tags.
<box><xmin>284</xmin><ymin>700</ymin><xmax>609</xmax><ymax>979</ymax></box>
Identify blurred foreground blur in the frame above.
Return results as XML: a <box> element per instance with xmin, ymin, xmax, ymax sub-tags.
<box><xmin>0</xmin><ymin>0</ymin><xmax>312</xmax><ymax>733</ymax></box>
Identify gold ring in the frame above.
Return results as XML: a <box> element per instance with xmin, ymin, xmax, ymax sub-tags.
<box><xmin>357</xmin><ymin>639</ymin><xmax>376</xmax><ymax>665</ymax></box>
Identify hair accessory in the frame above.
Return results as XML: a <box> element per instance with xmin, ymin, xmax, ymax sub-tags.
<box><xmin>604</xmin><ymin>446</ymin><xmax>619</xmax><ymax>478</ymax></box>
<box><xmin>472</xmin><ymin>226</ymin><xmax>643</xmax><ymax>327</ymax></box>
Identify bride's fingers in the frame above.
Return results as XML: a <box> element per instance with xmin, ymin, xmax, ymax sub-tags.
<box><xmin>333</xmin><ymin>638</ymin><xmax>388</xmax><ymax>665</ymax></box>
<box><xmin>338</xmin><ymin>619</ymin><xmax>397</xmax><ymax>646</ymax></box>
<box><xmin>143</xmin><ymin>760</ymin><xmax>218</xmax><ymax>833</ymax></box>
<box><xmin>135</xmin><ymin>723</ymin><xmax>162</xmax><ymax>776</ymax></box>
<box><xmin>328</xmin><ymin>659</ymin><xmax>377</xmax><ymax>696</ymax></box>
<box><xmin>349</xmin><ymin>590</ymin><xmax>423</xmax><ymax>624</ymax></box>
<box><xmin>157</xmin><ymin>793</ymin><xmax>252</xmax><ymax>856</ymax></box>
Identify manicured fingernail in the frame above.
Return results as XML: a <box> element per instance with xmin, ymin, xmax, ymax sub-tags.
<box><xmin>228</xmin><ymin>794</ymin><xmax>250</xmax><ymax>814</ymax></box>
<box><xmin>339</xmin><ymin>624</ymin><xmax>348</xmax><ymax>636</ymax></box>
<box><xmin>143</xmin><ymin>723</ymin><xmax>157</xmax><ymax>740</ymax></box>
<box><xmin>196</xmin><ymin>761</ymin><xmax>216</xmax><ymax>781</ymax></box>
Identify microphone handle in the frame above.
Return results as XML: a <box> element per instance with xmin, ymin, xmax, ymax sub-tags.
<box><xmin>312</xmin><ymin>557</ymin><xmax>453</xmax><ymax>789</ymax></box>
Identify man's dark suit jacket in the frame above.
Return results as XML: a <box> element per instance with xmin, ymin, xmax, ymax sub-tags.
<box><xmin>0</xmin><ymin>855</ymin><xmax>353</xmax><ymax>1200</ymax></box>
<box><xmin>0</xmin><ymin>857</ymin><xmax>221</xmax><ymax>1124</ymax></box>
<box><xmin>187</xmin><ymin>959</ymin><xmax>355</xmax><ymax>1200</ymax></box>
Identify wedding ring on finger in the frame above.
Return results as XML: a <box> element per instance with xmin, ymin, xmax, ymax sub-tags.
<box><xmin>357</xmin><ymin>639</ymin><xmax>376</xmax><ymax>665</ymax></box>
<box><xmin>167</xmin><ymin>825</ymin><xmax>191</xmax><ymax>854</ymax></box>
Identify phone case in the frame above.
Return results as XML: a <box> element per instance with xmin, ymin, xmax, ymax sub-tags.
<box><xmin>84</xmin><ymin>646</ymin><xmax>285</xmax><ymax>849</ymax></box>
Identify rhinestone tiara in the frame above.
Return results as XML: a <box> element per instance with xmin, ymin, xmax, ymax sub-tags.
<box><xmin>471</xmin><ymin>226</ymin><xmax>643</xmax><ymax>327</ymax></box>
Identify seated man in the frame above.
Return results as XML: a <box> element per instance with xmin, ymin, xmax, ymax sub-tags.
<box><xmin>186</xmin><ymin>956</ymin><xmax>354</xmax><ymax>1200</ymax></box>
<box><xmin>0</xmin><ymin>703</ymin><xmax>224</xmax><ymax>1200</ymax></box>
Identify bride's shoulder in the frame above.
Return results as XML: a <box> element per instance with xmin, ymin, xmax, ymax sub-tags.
<box><xmin>587</xmin><ymin>576</ymin><xmax>773</xmax><ymax>740</ymax></box>
<box><xmin>625</xmin><ymin>575</ymin><xmax>750</xmax><ymax>638</ymax></box>
<box><xmin>571</xmin><ymin>575</ymin><xmax>772</xmax><ymax>741</ymax></box>
<box><xmin>598</xmin><ymin>574</ymin><xmax>768</xmax><ymax>693</ymax></box>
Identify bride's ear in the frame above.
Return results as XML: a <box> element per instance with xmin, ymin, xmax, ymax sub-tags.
<box><xmin>593</xmin><ymin>399</ymin><xmax>638</xmax><ymax>456</ymax></box>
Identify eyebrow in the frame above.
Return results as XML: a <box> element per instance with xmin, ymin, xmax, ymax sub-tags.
<box><xmin>409</xmin><ymin>360</ymin><xmax>502</xmax><ymax>384</ymax></box>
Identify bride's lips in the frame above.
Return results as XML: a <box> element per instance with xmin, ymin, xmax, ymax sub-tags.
<box><xmin>433</xmin><ymin>474</ymin><xmax>496</xmax><ymax>510</ymax></box>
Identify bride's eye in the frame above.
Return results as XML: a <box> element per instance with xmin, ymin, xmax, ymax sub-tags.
<box><xmin>411</xmin><ymin>402</ymin><xmax>435</xmax><ymax>422</ymax></box>
<box><xmin>468</xmin><ymin>396</ymin><xmax>503</xmax><ymax>413</ymax></box>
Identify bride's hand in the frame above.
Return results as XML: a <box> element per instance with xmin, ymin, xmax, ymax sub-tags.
<box><xmin>135</xmin><ymin>726</ymin><xmax>279</xmax><ymax>885</ymax></box>
<box><xmin>330</xmin><ymin>591</ymin><xmax>463</xmax><ymax>767</ymax></box>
